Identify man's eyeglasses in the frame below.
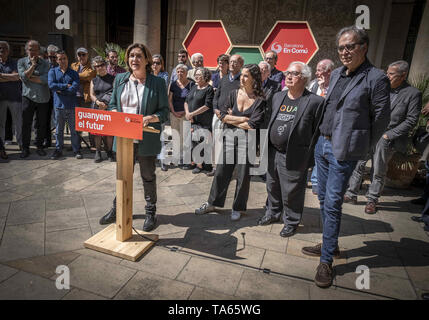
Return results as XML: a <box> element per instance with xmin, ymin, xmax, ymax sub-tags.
<box><xmin>285</xmin><ymin>71</ymin><xmax>302</xmax><ymax>77</ymax></box>
<box><xmin>337</xmin><ymin>43</ymin><xmax>361</xmax><ymax>53</ymax></box>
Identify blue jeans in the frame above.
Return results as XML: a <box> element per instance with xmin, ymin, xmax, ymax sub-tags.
<box><xmin>315</xmin><ymin>136</ymin><xmax>357</xmax><ymax>264</ymax></box>
<box><xmin>55</xmin><ymin>108</ymin><xmax>80</xmax><ymax>152</ymax></box>
<box><xmin>311</xmin><ymin>165</ymin><xmax>318</xmax><ymax>190</ymax></box>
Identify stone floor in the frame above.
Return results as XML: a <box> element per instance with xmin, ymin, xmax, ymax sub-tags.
<box><xmin>0</xmin><ymin>138</ymin><xmax>428</xmax><ymax>300</ymax></box>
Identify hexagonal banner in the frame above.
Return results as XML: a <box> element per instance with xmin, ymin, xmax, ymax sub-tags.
<box><xmin>261</xmin><ymin>21</ymin><xmax>319</xmax><ymax>71</ymax></box>
<box><xmin>183</xmin><ymin>20</ymin><xmax>232</xmax><ymax>69</ymax></box>
<box><xmin>227</xmin><ymin>45</ymin><xmax>264</xmax><ymax>65</ymax></box>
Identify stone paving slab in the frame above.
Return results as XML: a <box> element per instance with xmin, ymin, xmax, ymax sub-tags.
<box><xmin>114</xmin><ymin>271</ymin><xmax>195</xmax><ymax>300</ymax></box>
<box><xmin>3</xmin><ymin>252</ymin><xmax>80</xmax><ymax>279</ymax></box>
<box><xmin>45</xmin><ymin>227</ymin><xmax>92</xmax><ymax>255</ymax></box>
<box><xmin>65</xmin><ymin>255</ymin><xmax>137</xmax><ymax>299</ymax></box>
<box><xmin>46</xmin><ymin>207</ymin><xmax>89</xmax><ymax>233</ymax></box>
<box><xmin>0</xmin><ymin>222</ymin><xmax>45</xmax><ymax>262</ymax></box>
<box><xmin>0</xmin><ymin>271</ymin><xmax>67</xmax><ymax>300</ymax></box>
<box><xmin>62</xmin><ymin>288</ymin><xmax>107</xmax><ymax>300</ymax></box>
<box><xmin>0</xmin><ymin>263</ymin><xmax>19</xmax><ymax>283</ymax></box>
<box><xmin>176</xmin><ymin>256</ymin><xmax>244</xmax><ymax>296</ymax></box>
<box><xmin>188</xmin><ymin>287</ymin><xmax>240</xmax><ymax>300</ymax></box>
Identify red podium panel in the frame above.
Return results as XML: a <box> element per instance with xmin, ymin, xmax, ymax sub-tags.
<box><xmin>261</xmin><ymin>21</ymin><xmax>319</xmax><ymax>71</ymax></box>
<box><xmin>75</xmin><ymin>108</ymin><xmax>143</xmax><ymax>140</ymax></box>
<box><xmin>183</xmin><ymin>20</ymin><xmax>232</xmax><ymax>69</ymax></box>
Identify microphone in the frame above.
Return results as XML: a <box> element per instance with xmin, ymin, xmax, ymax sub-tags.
<box><xmin>134</xmin><ymin>80</ymin><xmax>140</xmax><ymax>115</ymax></box>
<box><xmin>118</xmin><ymin>77</ymin><xmax>130</xmax><ymax>86</ymax></box>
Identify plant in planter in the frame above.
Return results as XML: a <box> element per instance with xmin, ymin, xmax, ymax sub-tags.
<box><xmin>385</xmin><ymin>73</ymin><xmax>429</xmax><ymax>188</ymax></box>
<box><xmin>92</xmin><ymin>43</ymin><xmax>126</xmax><ymax>68</ymax></box>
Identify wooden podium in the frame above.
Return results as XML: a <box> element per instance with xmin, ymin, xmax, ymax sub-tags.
<box><xmin>79</xmin><ymin>108</ymin><xmax>159</xmax><ymax>262</ymax></box>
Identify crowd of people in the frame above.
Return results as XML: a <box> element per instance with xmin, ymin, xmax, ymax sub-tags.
<box><xmin>1</xmin><ymin>24</ymin><xmax>428</xmax><ymax>289</ymax></box>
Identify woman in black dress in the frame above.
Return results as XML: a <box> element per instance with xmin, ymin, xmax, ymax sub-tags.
<box><xmin>89</xmin><ymin>56</ymin><xmax>115</xmax><ymax>162</ymax></box>
<box><xmin>195</xmin><ymin>64</ymin><xmax>266</xmax><ymax>221</ymax></box>
<box><xmin>183</xmin><ymin>67</ymin><xmax>214</xmax><ymax>173</ymax></box>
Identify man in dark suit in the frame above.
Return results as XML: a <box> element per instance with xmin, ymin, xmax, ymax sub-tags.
<box><xmin>257</xmin><ymin>61</ymin><xmax>324</xmax><ymax>238</ymax></box>
<box><xmin>264</xmin><ymin>50</ymin><xmax>285</xmax><ymax>85</ymax></box>
<box><xmin>344</xmin><ymin>60</ymin><xmax>421</xmax><ymax>213</ymax></box>
<box><xmin>259</xmin><ymin>61</ymin><xmax>281</xmax><ymax>129</ymax></box>
<box><xmin>301</xmin><ymin>26</ymin><xmax>391</xmax><ymax>288</ymax></box>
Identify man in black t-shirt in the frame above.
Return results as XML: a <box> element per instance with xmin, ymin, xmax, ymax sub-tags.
<box><xmin>258</xmin><ymin>62</ymin><xmax>324</xmax><ymax>241</ymax></box>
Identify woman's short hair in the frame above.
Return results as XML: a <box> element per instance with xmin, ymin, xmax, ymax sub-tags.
<box><xmin>243</xmin><ymin>64</ymin><xmax>264</xmax><ymax>98</ymax></box>
<box><xmin>152</xmin><ymin>53</ymin><xmax>165</xmax><ymax>72</ymax></box>
<box><xmin>196</xmin><ymin>67</ymin><xmax>212</xmax><ymax>83</ymax></box>
<box><xmin>91</xmin><ymin>56</ymin><xmax>106</xmax><ymax>68</ymax></box>
<box><xmin>175</xmin><ymin>63</ymin><xmax>188</xmax><ymax>73</ymax></box>
<box><xmin>124</xmin><ymin>43</ymin><xmax>153</xmax><ymax>74</ymax></box>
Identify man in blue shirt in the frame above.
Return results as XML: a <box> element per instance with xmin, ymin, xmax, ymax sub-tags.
<box><xmin>17</xmin><ymin>40</ymin><xmax>51</xmax><ymax>158</ymax></box>
<box><xmin>0</xmin><ymin>41</ymin><xmax>22</xmax><ymax>149</ymax></box>
<box><xmin>48</xmin><ymin>50</ymin><xmax>81</xmax><ymax>160</ymax></box>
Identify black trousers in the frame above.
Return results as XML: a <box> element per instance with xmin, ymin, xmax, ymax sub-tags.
<box><xmin>112</xmin><ymin>144</ymin><xmax>157</xmax><ymax>215</ymax></box>
<box><xmin>266</xmin><ymin>145</ymin><xmax>307</xmax><ymax>227</ymax></box>
<box><xmin>208</xmin><ymin>136</ymin><xmax>251</xmax><ymax>211</ymax></box>
<box><xmin>21</xmin><ymin>96</ymin><xmax>48</xmax><ymax>150</ymax></box>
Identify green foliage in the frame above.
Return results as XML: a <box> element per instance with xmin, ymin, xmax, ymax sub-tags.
<box><xmin>92</xmin><ymin>42</ymin><xmax>127</xmax><ymax>68</ymax></box>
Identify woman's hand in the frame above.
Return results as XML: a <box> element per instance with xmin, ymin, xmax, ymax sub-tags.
<box><xmin>97</xmin><ymin>101</ymin><xmax>107</xmax><ymax>110</ymax></box>
<box><xmin>185</xmin><ymin>112</ymin><xmax>193</xmax><ymax>121</ymax></box>
<box><xmin>227</xmin><ymin>108</ymin><xmax>233</xmax><ymax>115</ymax></box>
<box><xmin>175</xmin><ymin>111</ymin><xmax>185</xmax><ymax>118</ymax></box>
<box><xmin>142</xmin><ymin>115</ymin><xmax>153</xmax><ymax>127</ymax></box>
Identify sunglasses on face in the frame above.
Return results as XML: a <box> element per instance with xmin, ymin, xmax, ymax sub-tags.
<box><xmin>337</xmin><ymin>43</ymin><xmax>361</xmax><ymax>53</ymax></box>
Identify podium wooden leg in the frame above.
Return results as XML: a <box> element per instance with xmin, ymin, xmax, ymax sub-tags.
<box><xmin>116</xmin><ymin>137</ymin><xmax>134</xmax><ymax>241</ymax></box>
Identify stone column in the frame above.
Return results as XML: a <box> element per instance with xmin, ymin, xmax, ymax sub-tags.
<box><xmin>134</xmin><ymin>0</ymin><xmax>161</xmax><ymax>54</ymax></box>
<box><xmin>409</xmin><ymin>1</ymin><xmax>429</xmax><ymax>79</ymax></box>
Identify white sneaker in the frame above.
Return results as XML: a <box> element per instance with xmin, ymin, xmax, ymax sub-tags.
<box><xmin>195</xmin><ymin>202</ymin><xmax>215</xmax><ymax>215</ymax></box>
<box><xmin>231</xmin><ymin>210</ymin><xmax>241</xmax><ymax>221</ymax></box>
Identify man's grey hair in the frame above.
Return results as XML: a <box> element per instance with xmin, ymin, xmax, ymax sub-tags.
<box><xmin>175</xmin><ymin>63</ymin><xmax>188</xmax><ymax>73</ymax></box>
<box><xmin>389</xmin><ymin>60</ymin><xmax>409</xmax><ymax>75</ymax></box>
<box><xmin>319</xmin><ymin>59</ymin><xmax>335</xmax><ymax>72</ymax></box>
<box><xmin>25</xmin><ymin>40</ymin><xmax>40</xmax><ymax>51</ymax></box>
<box><xmin>289</xmin><ymin>61</ymin><xmax>312</xmax><ymax>86</ymax></box>
<box><xmin>336</xmin><ymin>26</ymin><xmax>369</xmax><ymax>49</ymax></box>
<box><xmin>0</xmin><ymin>41</ymin><xmax>10</xmax><ymax>51</ymax></box>
<box><xmin>258</xmin><ymin>61</ymin><xmax>272</xmax><ymax>73</ymax></box>
<box><xmin>191</xmin><ymin>52</ymin><xmax>203</xmax><ymax>63</ymax></box>
<box><xmin>91</xmin><ymin>56</ymin><xmax>105</xmax><ymax>67</ymax></box>
<box><xmin>47</xmin><ymin>44</ymin><xmax>59</xmax><ymax>54</ymax></box>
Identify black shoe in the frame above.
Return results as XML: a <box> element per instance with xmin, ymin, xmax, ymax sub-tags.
<box><xmin>143</xmin><ymin>214</ymin><xmax>157</xmax><ymax>232</ymax></box>
<box><xmin>411</xmin><ymin>198</ymin><xmax>426</xmax><ymax>205</ymax></box>
<box><xmin>20</xmin><ymin>149</ymin><xmax>30</xmax><ymax>158</ymax></box>
<box><xmin>94</xmin><ymin>151</ymin><xmax>102</xmax><ymax>163</ymax></box>
<box><xmin>411</xmin><ymin>216</ymin><xmax>424</xmax><ymax>223</ymax></box>
<box><xmin>0</xmin><ymin>150</ymin><xmax>7</xmax><ymax>160</ymax></box>
<box><xmin>99</xmin><ymin>207</ymin><xmax>116</xmax><ymax>225</ymax></box>
<box><xmin>74</xmin><ymin>151</ymin><xmax>83</xmax><ymax>159</ymax></box>
<box><xmin>302</xmin><ymin>243</ymin><xmax>341</xmax><ymax>258</ymax></box>
<box><xmin>50</xmin><ymin>149</ymin><xmax>63</xmax><ymax>160</ymax></box>
<box><xmin>206</xmin><ymin>168</ymin><xmax>216</xmax><ymax>177</ymax></box>
<box><xmin>161</xmin><ymin>163</ymin><xmax>168</xmax><ymax>171</ymax></box>
<box><xmin>257</xmin><ymin>214</ymin><xmax>278</xmax><ymax>226</ymax></box>
<box><xmin>181</xmin><ymin>164</ymin><xmax>195</xmax><ymax>170</ymax></box>
<box><xmin>107</xmin><ymin>151</ymin><xmax>115</xmax><ymax>162</ymax></box>
<box><xmin>43</xmin><ymin>139</ymin><xmax>52</xmax><ymax>148</ymax></box>
<box><xmin>422</xmin><ymin>292</ymin><xmax>429</xmax><ymax>300</ymax></box>
<box><xmin>36</xmin><ymin>148</ymin><xmax>46</xmax><ymax>156</ymax></box>
<box><xmin>315</xmin><ymin>262</ymin><xmax>334</xmax><ymax>288</ymax></box>
<box><xmin>280</xmin><ymin>225</ymin><xmax>297</xmax><ymax>237</ymax></box>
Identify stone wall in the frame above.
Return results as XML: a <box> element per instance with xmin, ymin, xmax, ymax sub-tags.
<box><xmin>165</xmin><ymin>0</ymin><xmax>419</xmax><ymax>75</ymax></box>
<box><xmin>0</xmin><ymin>0</ymin><xmax>105</xmax><ymax>58</ymax></box>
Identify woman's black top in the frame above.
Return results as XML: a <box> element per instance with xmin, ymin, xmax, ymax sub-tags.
<box><xmin>170</xmin><ymin>80</ymin><xmax>194</xmax><ymax>112</ymax></box>
<box><xmin>185</xmin><ymin>84</ymin><xmax>214</xmax><ymax>130</ymax></box>
<box><xmin>92</xmin><ymin>74</ymin><xmax>115</xmax><ymax>107</ymax></box>
<box><xmin>221</xmin><ymin>89</ymin><xmax>265</xmax><ymax>130</ymax></box>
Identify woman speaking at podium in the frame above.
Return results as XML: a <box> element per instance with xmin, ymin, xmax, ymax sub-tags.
<box><xmin>99</xmin><ymin>43</ymin><xmax>169</xmax><ymax>232</ymax></box>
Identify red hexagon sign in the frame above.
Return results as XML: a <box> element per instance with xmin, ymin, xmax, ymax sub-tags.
<box><xmin>261</xmin><ymin>21</ymin><xmax>319</xmax><ymax>71</ymax></box>
<box><xmin>183</xmin><ymin>20</ymin><xmax>232</xmax><ymax>69</ymax></box>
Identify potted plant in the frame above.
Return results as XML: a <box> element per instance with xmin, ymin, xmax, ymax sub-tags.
<box><xmin>385</xmin><ymin>73</ymin><xmax>429</xmax><ymax>188</ymax></box>
<box><xmin>92</xmin><ymin>42</ymin><xmax>127</xmax><ymax>68</ymax></box>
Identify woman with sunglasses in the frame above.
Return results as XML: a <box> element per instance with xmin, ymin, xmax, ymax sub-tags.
<box><xmin>89</xmin><ymin>56</ymin><xmax>115</xmax><ymax>163</ymax></box>
<box><xmin>99</xmin><ymin>43</ymin><xmax>169</xmax><ymax>233</ymax></box>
